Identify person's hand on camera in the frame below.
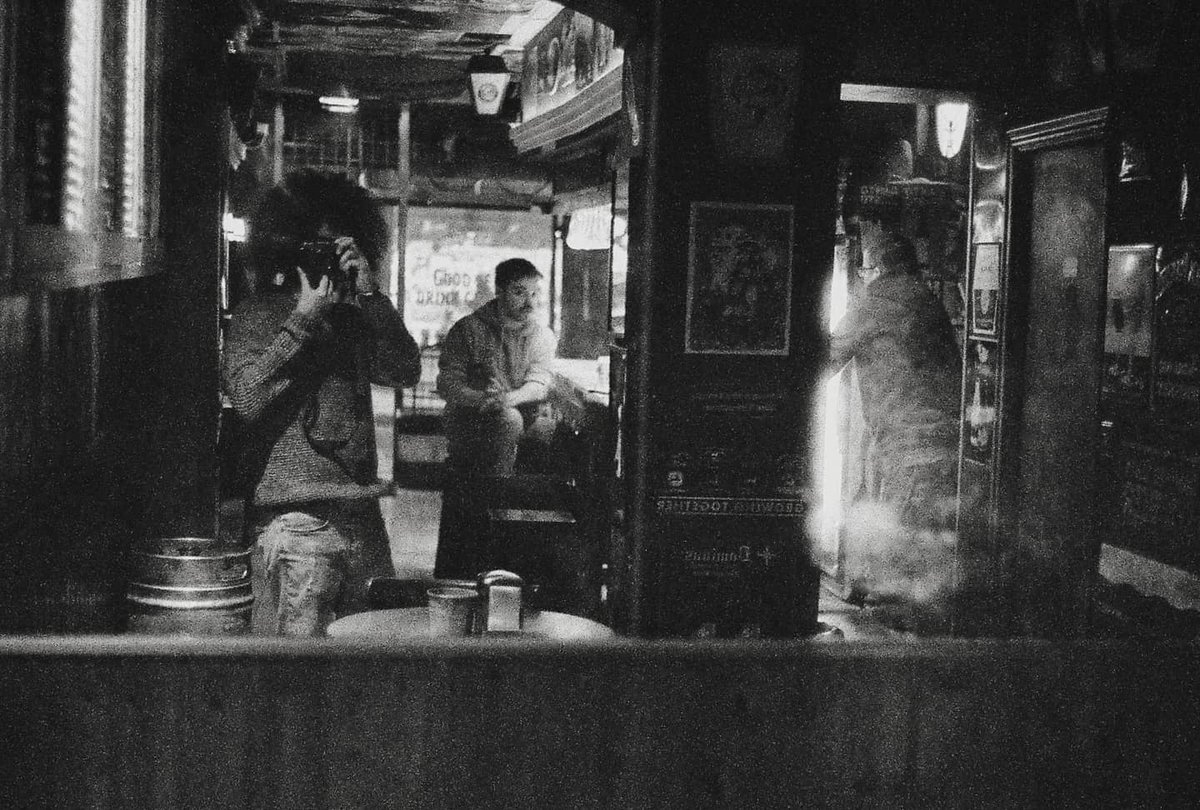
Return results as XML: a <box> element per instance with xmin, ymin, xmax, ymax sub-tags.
<box><xmin>295</xmin><ymin>267</ymin><xmax>336</xmax><ymax>318</ymax></box>
<box><xmin>334</xmin><ymin>236</ymin><xmax>379</xmax><ymax>297</ymax></box>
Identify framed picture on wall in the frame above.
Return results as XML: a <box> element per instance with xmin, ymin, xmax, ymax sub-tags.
<box><xmin>1103</xmin><ymin>243</ymin><xmax>1157</xmax><ymax>400</ymax></box>
<box><xmin>964</xmin><ymin>339</ymin><xmax>998</xmax><ymax>465</ymax></box>
<box><xmin>969</xmin><ymin>242</ymin><xmax>1001</xmax><ymax>337</ymax></box>
<box><xmin>684</xmin><ymin>201</ymin><xmax>793</xmax><ymax>355</ymax></box>
<box><xmin>1152</xmin><ymin>242</ymin><xmax>1200</xmax><ymax>419</ymax></box>
<box><xmin>1104</xmin><ymin>244</ymin><xmax>1156</xmax><ymax>356</ymax></box>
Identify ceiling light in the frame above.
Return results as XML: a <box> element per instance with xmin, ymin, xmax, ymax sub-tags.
<box><xmin>467</xmin><ymin>54</ymin><xmax>511</xmax><ymax>116</ymax></box>
<box><xmin>935</xmin><ymin>101</ymin><xmax>970</xmax><ymax>159</ymax></box>
<box><xmin>319</xmin><ymin>95</ymin><xmax>359</xmax><ymax>114</ymax></box>
<box><xmin>222</xmin><ymin>213</ymin><xmax>247</xmax><ymax>242</ymax></box>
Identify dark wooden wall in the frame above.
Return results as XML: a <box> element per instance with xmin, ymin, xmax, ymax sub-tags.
<box><xmin>1</xmin><ymin>639</ymin><xmax>1198</xmax><ymax>808</ymax></box>
<box><xmin>0</xmin><ymin>0</ymin><xmax>233</xmax><ymax>632</ymax></box>
<box><xmin>848</xmin><ymin>0</ymin><xmax>1021</xmax><ymax>92</ymax></box>
<box><xmin>1001</xmin><ymin>116</ymin><xmax>1111</xmax><ymax>638</ymax></box>
<box><xmin>1088</xmin><ymin>5</ymin><xmax>1200</xmax><ymax>592</ymax></box>
<box><xmin>979</xmin><ymin>2</ymin><xmax>1200</xmax><ymax>638</ymax></box>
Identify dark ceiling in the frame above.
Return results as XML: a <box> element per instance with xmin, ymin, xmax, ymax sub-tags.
<box><xmin>242</xmin><ymin>0</ymin><xmax>635</xmax><ymax>107</ymax></box>
<box><xmin>233</xmin><ymin>0</ymin><xmax>637</xmax><ymax>210</ymax></box>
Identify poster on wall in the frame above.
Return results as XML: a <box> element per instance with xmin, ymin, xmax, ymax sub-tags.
<box><xmin>964</xmin><ymin>339</ymin><xmax>998</xmax><ymax>465</ymax></box>
<box><xmin>684</xmin><ymin>202</ymin><xmax>793</xmax><ymax>355</ymax></box>
<box><xmin>1105</xmin><ymin>244</ymin><xmax>1156</xmax><ymax>354</ymax></box>
<box><xmin>1103</xmin><ymin>244</ymin><xmax>1156</xmax><ymax>400</ymax></box>
<box><xmin>1153</xmin><ymin>242</ymin><xmax>1200</xmax><ymax>419</ymax></box>
<box><xmin>969</xmin><ymin>242</ymin><xmax>1001</xmax><ymax>336</ymax></box>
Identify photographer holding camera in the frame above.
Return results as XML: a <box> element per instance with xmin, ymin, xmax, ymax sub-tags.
<box><xmin>223</xmin><ymin>171</ymin><xmax>420</xmax><ymax>636</ymax></box>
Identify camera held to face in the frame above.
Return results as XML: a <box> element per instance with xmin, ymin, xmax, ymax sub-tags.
<box><xmin>297</xmin><ymin>238</ymin><xmax>354</xmax><ymax>291</ymax></box>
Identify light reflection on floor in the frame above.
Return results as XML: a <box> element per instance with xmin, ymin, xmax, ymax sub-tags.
<box><xmin>373</xmin><ymin>384</ymin><xmax>442</xmax><ymax>577</ymax></box>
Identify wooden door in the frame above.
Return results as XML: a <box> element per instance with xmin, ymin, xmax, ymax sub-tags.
<box><xmin>999</xmin><ymin>108</ymin><xmax>1110</xmax><ymax>638</ymax></box>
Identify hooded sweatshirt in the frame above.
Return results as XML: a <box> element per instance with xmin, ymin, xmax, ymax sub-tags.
<box><xmin>436</xmin><ymin>298</ymin><xmax>557</xmax><ymax>413</ymax></box>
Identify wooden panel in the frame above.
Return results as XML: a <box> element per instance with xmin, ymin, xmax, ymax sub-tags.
<box><xmin>15</xmin><ymin>227</ymin><xmax>159</xmax><ymax>290</ymax></box>
<box><xmin>0</xmin><ymin>295</ymin><xmax>34</xmax><ymax>480</ymax></box>
<box><xmin>1</xmin><ymin>640</ymin><xmax>1199</xmax><ymax>806</ymax></box>
<box><xmin>1000</xmin><ymin>108</ymin><xmax>1110</xmax><ymax>638</ymax></box>
<box><xmin>16</xmin><ymin>0</ymin><xmax>66</xmax><ymax>228</ymax></box>
<box><xmin>0</xmin><ymin>2</ymin><xmax>16</xmax><ymax>284</ymax></box>
<box><xmin>0</xmin><ymin>0</ymin><xmax>188</xmax><ymax>632</ymax></box>
<box><xmin>1014</xmin><ymin>140</ymin><xmax>1106</xmax><ymax>625</ymax></box>
<box><xmin>626</xmin><ymin>0</ymin><xmax>849</xmax><ymax>638</ymax></box>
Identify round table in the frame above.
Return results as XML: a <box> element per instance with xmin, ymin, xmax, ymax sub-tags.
<box><xmin>326</xmin><ymin>607</ymin><xmax>615</xmax><ymax>640</ymax></box>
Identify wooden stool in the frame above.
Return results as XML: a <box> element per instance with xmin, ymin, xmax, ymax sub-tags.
<box><xmin>433</xmin><ymin>474</ymin><xmax>600</xmax><ymax>617</ymax></box>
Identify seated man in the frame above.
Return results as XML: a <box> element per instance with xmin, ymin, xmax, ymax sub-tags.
<box><xmin>436</xmin><ymin>258</ymin><xmax>558</xmax><ymax>476</ymax></box>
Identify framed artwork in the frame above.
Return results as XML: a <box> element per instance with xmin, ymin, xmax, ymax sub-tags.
<box><xmin>1103</xmin><ymin>244</ymin><xmax>1156</xmax><ymax>401</ymax></box>
<box><xmin>684</xmin><ymin>202</ymin><xmax>793</xmax><ymax>355</ymax></box>
<box><xmin>969</xmin><ymin>242</ymin><xmax>1001</xmax><ymax>337</ymax></box>
<box><xmin>1152</xmin><ymin>243</ymin><xmax>1200</xmax><ymax>417</ymax></box>
<box><xmin>1104</xmin><ymin>244</ymin><xmax>1156</xmax><ymax>357</ymax></box>
<box><xmin>964</xmin><ymin>339</ymin><xmax>998</xmax><ymax>465</ymax></box>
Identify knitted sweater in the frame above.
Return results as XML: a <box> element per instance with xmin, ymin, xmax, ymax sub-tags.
<box><xmin>223</xmin><ymin>291</ymin><xmax>420</xmax><ymax>506</ymax></box>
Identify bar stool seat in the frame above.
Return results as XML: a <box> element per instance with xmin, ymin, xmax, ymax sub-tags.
<box><xmin>433</xmin><ymin>473</ymin><xmax>599</xmax><ymax>617</ymax></box>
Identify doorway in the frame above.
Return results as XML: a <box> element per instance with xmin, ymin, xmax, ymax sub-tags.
<box><xmin>817</xmin><ymin>84</ymin><xmax>973</xmax><ymax>607</ymax></box>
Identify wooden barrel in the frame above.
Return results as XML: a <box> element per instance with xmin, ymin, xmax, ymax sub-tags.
<box><xmin>125</xmin><ymin>538</ymin><xmax>253</xmax><ymax>636</ymax></box>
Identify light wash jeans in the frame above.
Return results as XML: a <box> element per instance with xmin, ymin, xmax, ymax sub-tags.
<box><xmin>248</xmin><ymin>499</ymin><xmax>394</xmax><ymax>636</ymax></box>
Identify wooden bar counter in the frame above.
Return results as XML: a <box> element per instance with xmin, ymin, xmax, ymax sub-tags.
<box><xmin>1</xmin><ymin>635</ymin><xmax>1197</xmax><ymax>807</ymax></box>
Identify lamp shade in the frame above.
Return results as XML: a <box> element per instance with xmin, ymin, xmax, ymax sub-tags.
<box><xmin>319</xmin><ymin>95</ymin><xmax>359</xmax><ymax>114</ymax></box>
<box><xmin>468</xmin><ymin>54</ymin><xmax>511</xmax><ymax>116</ymax></box>
<box><xmin>935</xmin><ymin>102</ymin><xmax>970</xmax><ymax>159</ymax></box>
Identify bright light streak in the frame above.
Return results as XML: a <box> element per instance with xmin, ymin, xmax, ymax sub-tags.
<box><xmin>222</xmin><ymin>213</ymin><xmax>247</xmax><ymax>242</ymax></box>
<box><xmin>935</xmin><ymin>101</ymin><xmax>970</xmax><ymax>159</ymax></box>
<box><xmin>65</xmin><ymin>0</ymin><xmax>100</xmax><ymax>231</ymax></box>
<box><xmin>819</xmin><ymin>242</ymin><xmax>851</xmax><ymax>541</ymax></box>
<box><xmin>319</xmin><ymin>96</ymin><xmax>360</xmax><ymax>114</ymax></box>
<box><xmin>123</xmin><ymin>0</ymin><xmax>147</xmax><ymax>237</ymax></box>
